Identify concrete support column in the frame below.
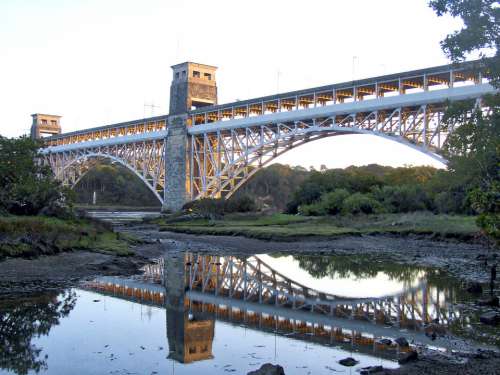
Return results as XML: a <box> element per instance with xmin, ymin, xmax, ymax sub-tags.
<box><xmin>163</xmin><ymin>114</ymin><xmax>189</xmax><ymax>212</ymax></box>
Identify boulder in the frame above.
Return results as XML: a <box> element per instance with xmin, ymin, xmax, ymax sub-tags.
<box><xmin>398</xmin><ymin>351</ymin><xmax>418</xmax><ymax>364</ymax></box>
<box><xmin>395</xmin><ymin>337</ymin><xmax>409</xmax><ymax>347</ymax></box>
<box><xmin>338</xmin><ymin>357</ymin><xmax>359</xmax><ymax>367</ymax></box>
<box><xmin>479</xmin><ymin>311</ymin><xmax>500</xmax><ymax>326</ymax></box>
<box><xmin>247</xmin><ymin>363</ymin><xmax>285</xmax><ymax>375</ymax></box>
<box><xmin>360</xmin><ymin>365</ymin><xmax>384</xmax><ymax>374</ymax></box>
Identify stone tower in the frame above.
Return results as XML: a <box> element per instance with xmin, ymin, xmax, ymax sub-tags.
<box><xmin>30</xmin><ymin>114</ymin><xmax>62</xmax><ymax>139</ymax></box>
<box><xmin>169</xmin><ymin>62</ymin><xmax>218</xmax><ymax>115</ymax></box>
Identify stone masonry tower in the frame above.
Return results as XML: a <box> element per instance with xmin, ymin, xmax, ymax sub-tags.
<box><xmin>169</xmin><ymin>62</ymin><xmax>218</xmax><ymax>114</ymax></box>
<box><xmin>30</xmin><ymin>114</ymin><xmax>62</xmax><ymax>139</ymax></box>
<box><xmin>164</xmin><ymin>62</ymin><xmax>218</xmax><ymax>212</ymax></box>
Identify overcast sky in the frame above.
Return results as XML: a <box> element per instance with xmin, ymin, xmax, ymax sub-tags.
<box><xmin>0</xmin><ymin>0</ymin><xmax>462</xmax><ymax>168</ymax></box>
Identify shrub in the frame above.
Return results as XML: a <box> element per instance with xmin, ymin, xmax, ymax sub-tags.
<box><xmin>225</xmin><ymin>194</ymin><xmax>257</xmax><ymax>213</ymax></box>
<box><xmin>321</xmin><ymin>189</ymin><xmax>350</xmax><ymax>215</ymax></box>
<box><xmin>342</xmin><ymin>193</ymin><xmax>383</xmax><ymax>215</ymax></box>
<box><xmin>371</xmin><ymin>185</ymin><xmax>430</xmax><ymax>213</ymax></box>
<box><xmin>299</xmin><ymin>202</ymin><xmax>326</xmax><ymax>216</ymax></box>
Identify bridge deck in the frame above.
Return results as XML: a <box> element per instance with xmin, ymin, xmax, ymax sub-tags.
<box><xmin>42</xmin><ymin>59</ymin><xmax>486</xmax><ymax>147</ymax></box>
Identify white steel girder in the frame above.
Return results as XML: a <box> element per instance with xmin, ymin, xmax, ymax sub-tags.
<box><xmin>189</xmin><ymin>104</ymin><xmax>451</xmax><ymax>199</ymax></box>
<box><xmin>43</xmin><ymin>140</ymin><xmax>166</xmax><ymax>203</ymax></box>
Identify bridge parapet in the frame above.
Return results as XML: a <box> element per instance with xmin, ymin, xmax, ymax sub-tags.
<box><xmin>43</xmin><ymin>115</ymin><xmax>168</xmax><ymax>147</ymax></box>
<box><xmin>188</xmin><ymin>60</ymin><xmax>485</xmax><ymax>125</ymax></box>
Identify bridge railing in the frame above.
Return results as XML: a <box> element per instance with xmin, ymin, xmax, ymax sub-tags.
<box><xmin>188</xmin><ymin>60</ymin><xmax>485</xmax><ymax>125</ymax></box>
<box><xmin>43</xmin><ymin>115</ymin><xmax>168</xmax><ymax>147</ymax></box>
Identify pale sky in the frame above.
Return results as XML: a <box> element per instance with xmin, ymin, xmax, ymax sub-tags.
<box><xmin>0</xmin><ymin>0</ymin><xmax>462</xmax><ymax>169</ymax></box>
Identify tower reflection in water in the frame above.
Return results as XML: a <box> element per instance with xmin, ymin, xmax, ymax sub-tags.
<box><xmin>165</xmin><ymin>254</ymin><xmax>214</xmax><ymax>364</ymax></box>
<box><xmin>84</xmin><ymin>251</ymin><xmax>470</xmax><ymax>366</ymax></box>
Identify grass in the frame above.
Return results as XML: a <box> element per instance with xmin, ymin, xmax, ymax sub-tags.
<box><xmin>158</xmin><ymin>212</ymin><xmax>481</xmax><ymax>241</ymax></box>
<box><xmin>0</xmin><ymin>215</ymin><xmax>136</xmax><ymax>259</ymax></box>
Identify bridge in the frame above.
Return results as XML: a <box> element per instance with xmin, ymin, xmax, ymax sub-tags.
<box><xmin>82</xmin><ymin>252</ymin><xmax>476</xmax><ymax>363</ymax></box>
<box><xmin>36</xmin><ymin>60</ymin><xmax>495</xmax><ymax>211</ymax></box>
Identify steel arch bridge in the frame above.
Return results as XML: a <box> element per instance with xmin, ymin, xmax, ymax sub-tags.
<box><xmin>39</xmin><ymin>60</ymin><xmax>496</xmax><ymax>210</ymax></box>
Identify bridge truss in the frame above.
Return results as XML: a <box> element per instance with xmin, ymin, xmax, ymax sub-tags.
<box><xmin>40</xmin><ymin>60</ymin><xmax>495</xmax><ymax>203</ymax></box>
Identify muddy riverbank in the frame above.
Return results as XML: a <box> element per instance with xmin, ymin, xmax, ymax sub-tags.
<box><xmin>0</xmin><ymin>222</ymin><xmax>497</xmax><ymax>294</ymax></box>
<box><xmin>1</xmin><ymin>221</ymin><xmax>499</xmax><ymax>375</ymax></box>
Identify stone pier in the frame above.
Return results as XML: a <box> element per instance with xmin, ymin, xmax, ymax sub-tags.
<box><xmin>163</xmin><ymin>115</ymin><xmax>189</xmax><ymax>212</ymax></box>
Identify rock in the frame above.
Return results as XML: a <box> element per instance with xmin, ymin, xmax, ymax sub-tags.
<box><xmin>479</xmin><ymin>311</ymin><xmax>500</xmax><ymax>326</ymax></box>
<box><xmin>360</xmin><ymin>365</ymin><xmax>384</xmax><ymax>374</ymax></box>
<box><xmin>338</xmin><ymin>357</ymin><xmax>359</xmax><ymax>367</ymax></box>
<box><xmin>398</xmin><ymin>351</ymin><xmax>418</xmax><ymax>364</ymax></box>
<box><xmin>395</xmin><ymin>337</ymin><xmax>409</xmax><ymax>347</ymax></box>
<box><xmin>376</xmin><ymin>338</ymin><xmax>392</xmax><ymax>346</ymax></box>
<box><xmin>477</xmin><ymin>296</ymin><xmax>499</xmax><ymax>307</ymax></box>
<box><xmin>247</xmin><ymin>363</ymin><xmax>285</xmax><ymax>375</ymax></box>
<box><xmin>466</xmin><ymin>282</ymin><xmax>483</xmax><ymax>294</ymax></box>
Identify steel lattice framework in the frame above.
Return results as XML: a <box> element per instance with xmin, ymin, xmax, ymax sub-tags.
<box><xmin>40</xmin><ymin>60</ymin><xmax>496</xmax><ymax>204</ymax></box>
<box><xmin>189</xmin><ymin>103</ymin><xmax>453</xmax><ymax>198</ymax></box>
<box><xmin>45</xmin><ymin>137</ymin><xmax>167</xmax><ymax>202</ymax></box>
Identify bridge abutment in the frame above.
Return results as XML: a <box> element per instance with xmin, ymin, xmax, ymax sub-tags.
<box><xmin>163</xmin><ymin>115</ymin><xmax>189</xmax><ymax>212</ymax></box>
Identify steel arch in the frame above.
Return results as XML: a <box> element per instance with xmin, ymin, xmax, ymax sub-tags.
<box><xmin>55</xmin><ymin>152</ymin><xmax>164</xmax><ymax>204</ymax></box>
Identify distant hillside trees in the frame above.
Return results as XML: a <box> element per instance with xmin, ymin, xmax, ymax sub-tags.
<box><xmin>74</xmin><ymin>163</ymin><xmax>160</xmax><ymax>207</ymax></box>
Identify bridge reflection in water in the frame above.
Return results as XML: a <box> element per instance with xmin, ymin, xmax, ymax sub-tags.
<box><xmin>83</xmin><ymin>252</ymin><xmax>468</xmax><ymax>365</ymax></box>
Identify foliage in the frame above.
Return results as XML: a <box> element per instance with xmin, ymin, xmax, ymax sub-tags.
<box><xmin>0</xmin><ymin>216</ymin><xmax>134</xmax><ymax>259</ymax></box>
<box><xmin>430</xmin><ymin>0</ymin><xmax>500</xmax><ymax>243</ymax></box>
<box><xmin>371</xmin><ymin>185</ymin><xmax>432</xmax><ymax>213</ymax></box>
<box><xmin>299</xmin><ymin>188</ymin><xmax>349</xmax><ymax>216</ymax></box>
<box><xmin>74</xmin><ymin>162</ymin><xmax>160</xmax><ymax>207</ymax></box>
<box><xmin>234</xmin><ymin>164</ymin><xmax>310</xmax><ymax>211</ymax></box>
<box><xmin>184</xmin><ymin>194</ymin><xmax>257</xmax><ymax>218</ymax></box>
<box><xmin>0</xmin><ymin>136</ymin><xmax>72</xmax><ymax>216</ymax></box>
<box><xmin>429</xmin><ymin>0</ymin><xmax>499</xmax><ymax>86</ymax></box>
<box><xmin>342</xmin><ymin>193</ymin><xmax>384</xmax><ymax>215</ymax></box>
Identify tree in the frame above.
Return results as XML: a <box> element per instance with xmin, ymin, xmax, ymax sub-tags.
<box><xmin>430</xmin><ymin>0</ymin><xmax>500</xmax><ymax>242</ymax></box>
<box><xmin>0</xmin><ymin>136</ymin><xmax>72</xmax><ymax>216</ymax></box>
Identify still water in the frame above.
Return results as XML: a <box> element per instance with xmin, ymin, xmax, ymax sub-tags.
<box><xmin>0</xmin><ymin>252</ymin><xmax>477</xmax><ymax>375</ymax></box>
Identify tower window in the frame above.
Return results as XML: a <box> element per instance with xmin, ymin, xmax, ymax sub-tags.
<box><xmin>204</xmin><ymin>73</ymin><xmax>212</xmax><ymax>80</ymax></box>
<box><xmin>182</xmin><ymin>70</ymin><xmax>186</xmax><ymax>77</ymax></box>
<box><xmin>175</xmin><ymin>72</ymin><xmax>180</xmax><ymax>79</ymax></box>
<box><xmin>193</xmin><ymin>70</ymin><xmax>200</xmax><ymax>78</ymax></box>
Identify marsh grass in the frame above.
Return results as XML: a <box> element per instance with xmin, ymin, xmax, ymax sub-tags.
<box><xmin>159</xmin><ymin>212</ymin><xmax>480</xmax><ymax>241</ymax></box>
<box><xmin>0</xmin><ymin>216</ymin><xmax>135</xmax><ymax>259</ymax></box>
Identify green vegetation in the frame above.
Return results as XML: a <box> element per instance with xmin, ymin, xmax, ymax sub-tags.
<box><xmin>429</xmin><ymin>0</ymin><xmax>499</xmax><ymax>242</ymax></box>
<box><xmin>0</xmin><ymin>136</ymin><xmax>72</xmax><ymax>217</ymax></box>
<box><xmin>0</xmin><ymin>216</ymin><xmax>136</xmax><ymax>259</ymax></box>
<box><xmin>159</xmin><ymin>212</ymin><xmax>479</xmax><ymax>241</ymax></box>
<box><xmin>0</xmin><ymin>137</ymin><xmax>136</xmax><ymax>259</ymax></box>
<box><xmin>74</xmin><ymin>162</ymin><xmax>161</xmax><ymax>207</ymax></box>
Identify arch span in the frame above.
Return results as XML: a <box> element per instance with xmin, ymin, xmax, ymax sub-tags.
<box><xmin>192</xmin><ymin>125</ymin><xmax>448</xmax><ymax>200</ymax></box>
<box><xmin>55</xmin><ymin>153</ymin><xmax>164</xmax><ymax>204</ymax></box>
